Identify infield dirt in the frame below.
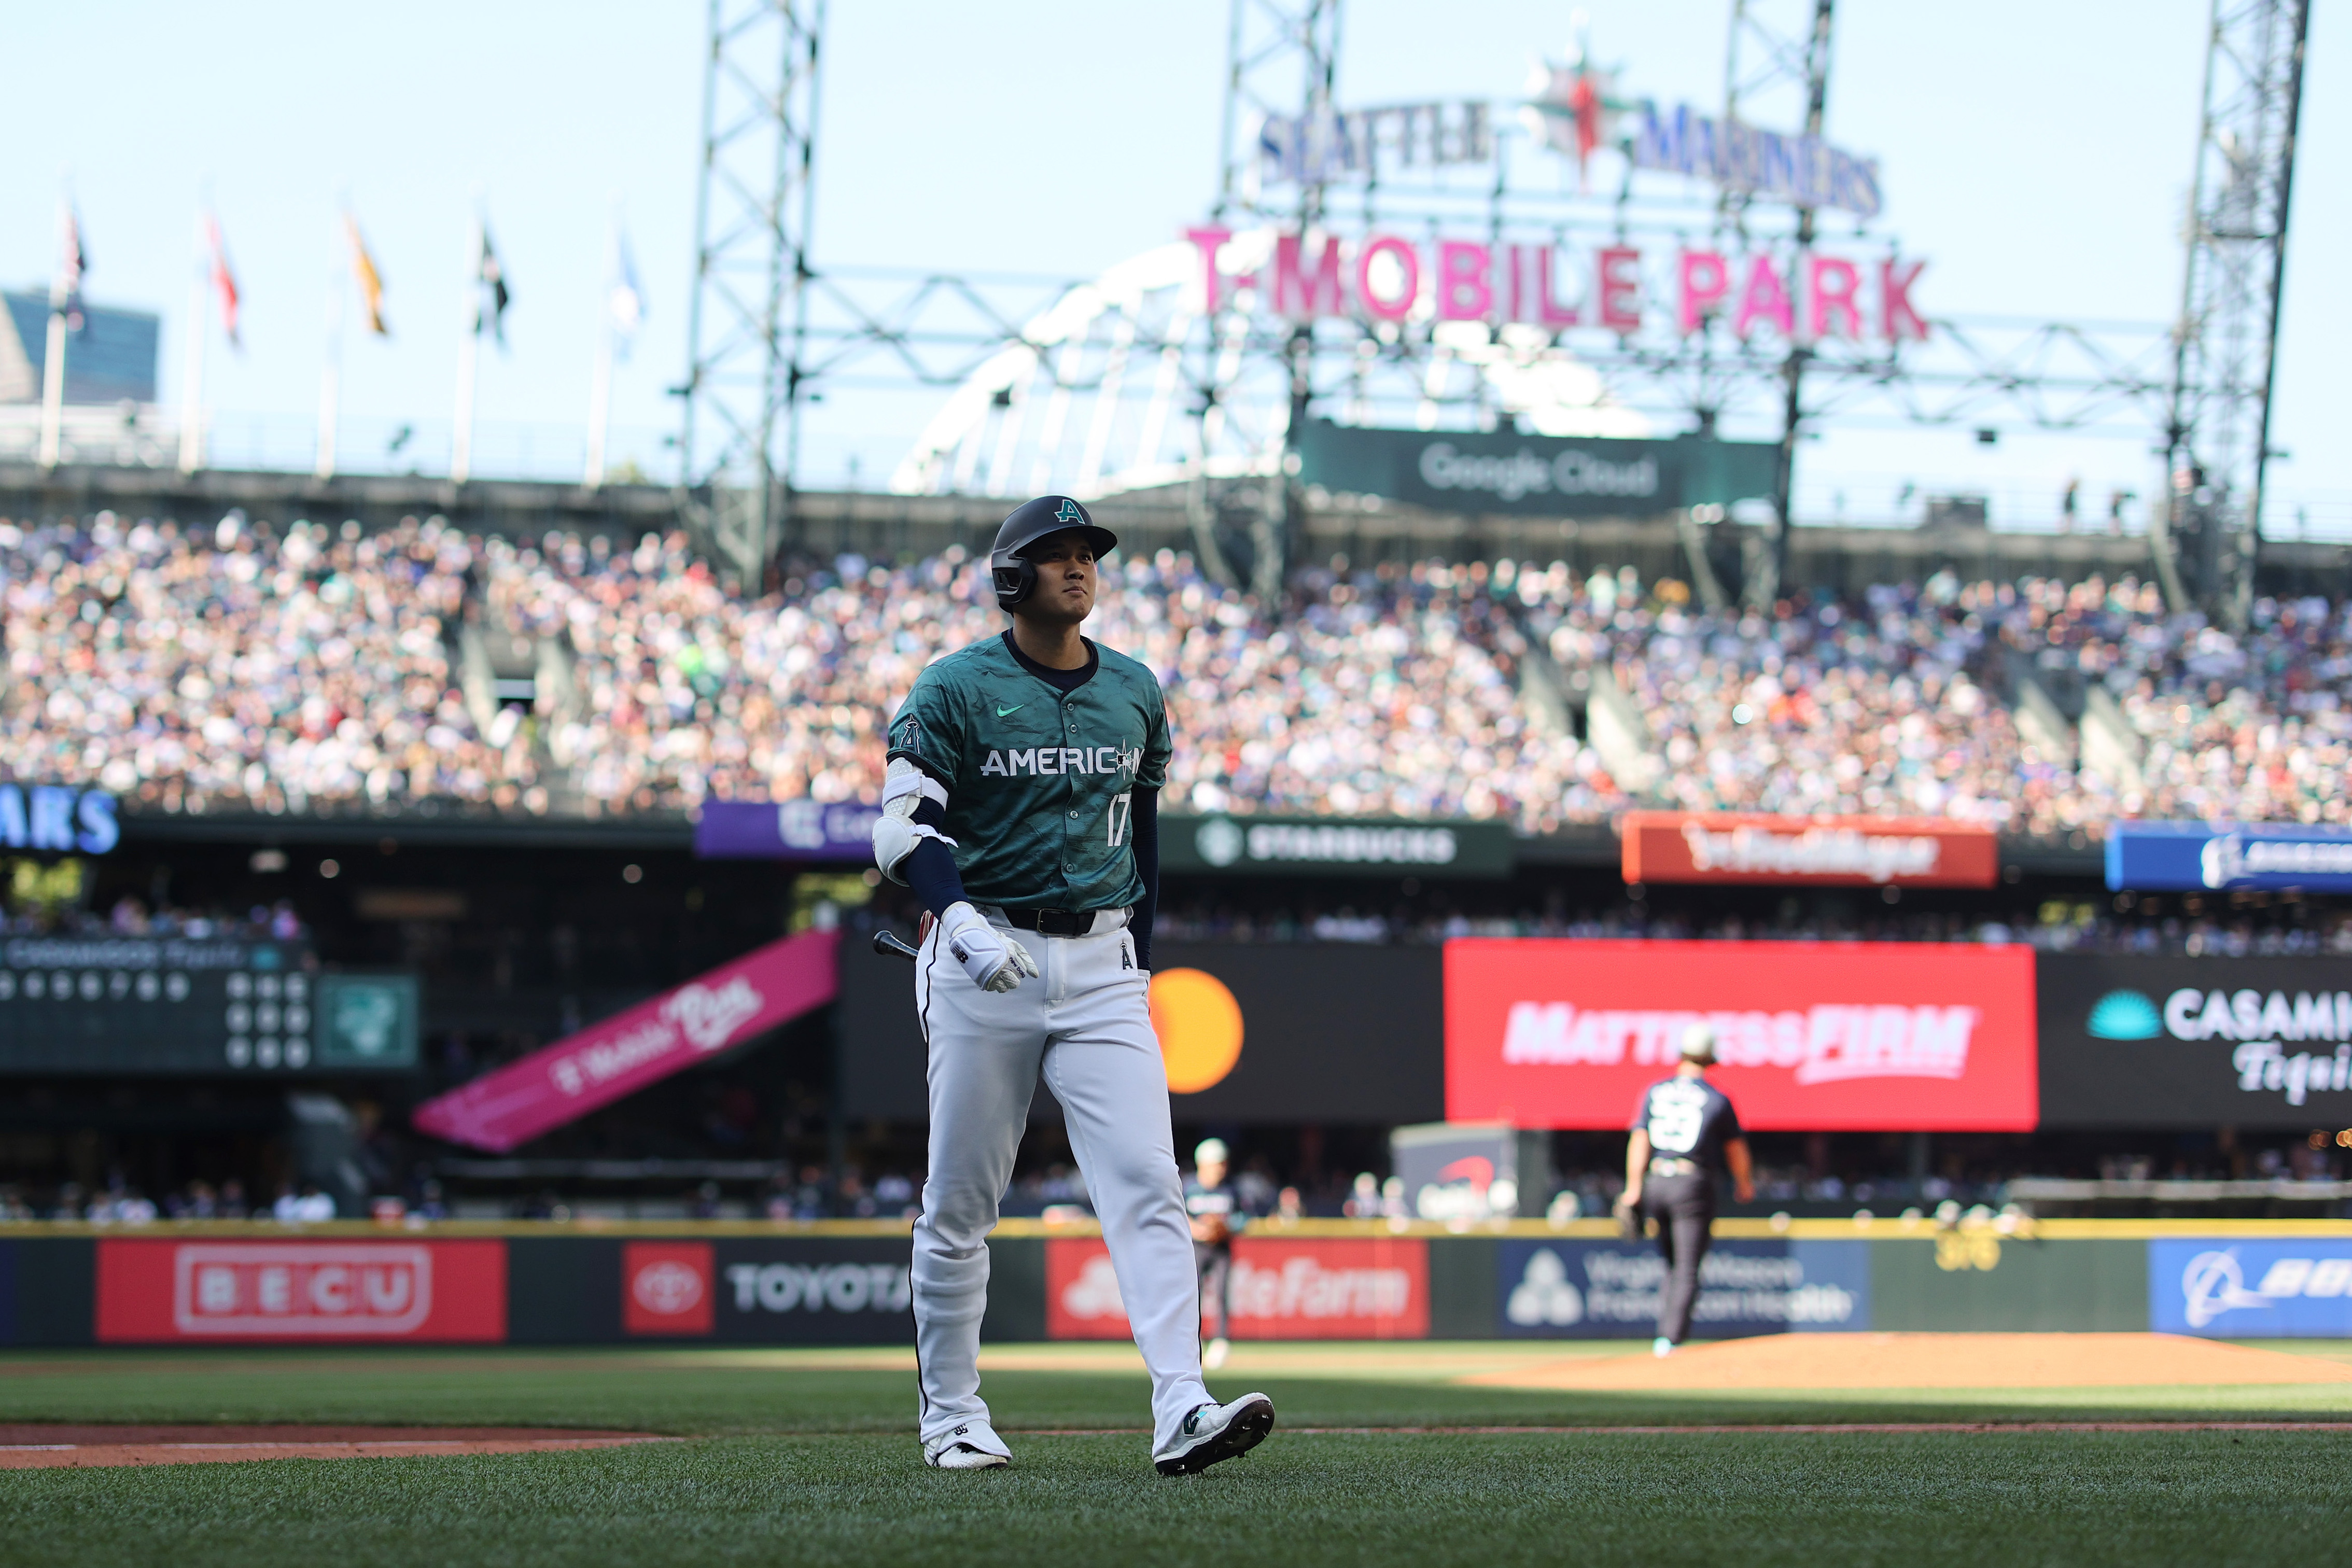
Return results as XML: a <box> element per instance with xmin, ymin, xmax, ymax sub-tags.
<box><xmin>1461</xmin><ymin>1332</ymin><xmax>2352</xmax><ymax>1391</ymax></box>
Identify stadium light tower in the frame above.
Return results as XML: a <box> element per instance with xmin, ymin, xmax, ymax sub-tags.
<box><xmin>679</xmin><ymin>0</ymin><xmax>825</xmax><ymax>582</ymax></box>
<box><xmin>1718</xmin><ymin>0</ymin><xmax>1836</xmax><ymax>609</ymax></box>
<box><xmin>2160</xmin><ymin>0</ymin><xmax>2309</xmax><ymax>625</ymax></box>
<box><xmin>1199</xmin><ymin>0</ymin><xmax>1343</xmax><ymax>600</ymax></box>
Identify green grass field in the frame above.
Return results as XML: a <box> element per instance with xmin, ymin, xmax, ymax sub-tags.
<box><xmin>4</xmin><ymin>1342</ymin><xmax>2349</xmax><ymax>1568</ymax></box>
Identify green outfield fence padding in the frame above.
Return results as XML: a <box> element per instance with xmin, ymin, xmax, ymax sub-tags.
<box><xmin>1428</xmin><ymin>1236</ymin><xmax>1499</xmax><ymax>1338</ymax></box>
<box><xmin>6</xmin><ymin>1237</ymin><xmax>94</xmax><ymax>1346</ymax></box>
<box><xmin>979</xmin><ymin>1236</ymin><xmax>1045</xmax><ymax>1341</ymax></box>
<box><xmin>508</xmin><ymin>1237</ymin><xmax>623</xmax><ymax>1343</ymax></box>
<box><xmin>1869</xmin><ymin>1237</ymin><xmax>2149</xmax><ymax>1332</ymax></box>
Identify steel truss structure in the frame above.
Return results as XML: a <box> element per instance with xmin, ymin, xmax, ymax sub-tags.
<box><xmin>678</xmin><ymin>0</ymin><xmax>824</xmax><ymax>580</ymax></box>
<box><xmin>689</xmin><ymin>1</ymin><xmax>2287</xmax><ymax>617</ymax></box>
<box><xmin>2160</xmin><ymin>0</ymin><xmax>2309</xmax><ymax>622</ymax></box>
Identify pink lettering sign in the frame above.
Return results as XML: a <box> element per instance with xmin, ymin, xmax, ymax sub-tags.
<box><xmin>1678</xmin><ymin>250</ymin><xmax>1730</xmax><ymax>334</ymax></box>
<box><xmin>411</xmin><ymin>929</ymin><xmax>841</xmax><ymax>1154</ymax></box>
<box><xmin>1808</xmin><ymin>254</ymin><xmax>1863</xmax><ymax>340</ymax></box>
<box><xmin>1435</xmin><ymin>241</ymin><xmax>1493</xmax><ymax>321</ymax></box>
<box><xmin>1733</xmin><ymin>253</ymin><xmax>1794</xmax><ymax>340</ymax></box>
<box><xmin>1881</xmin><ymin>257</ymin><xmax>1930</xmax><ymax>342</ymax></box>
<box><xmin>1356</xmin><ymin>235</ymin><xmax>1420</xmax><ymax>321</ymax></box>
<box><xmin>1595</xmin><ymin>246</ymin><xmax>1643</xmax><ymax>332</ymax></box>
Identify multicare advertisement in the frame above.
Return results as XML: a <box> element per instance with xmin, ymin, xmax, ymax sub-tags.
<box><xmin>2151</xmin><ymin>1241</ymin><xmax>2352</xmax><ymax>1337</ymax></box>
<box><xmin>1496</xmin><ymin>1239</ymin><xmax>1870</xmax><ymax>1338</ymax></box>
<box><xmin>2038</xmin><ymin>955</ymin><xmax>2352</xmax><ymax>1127</ymax></box>
<box><xmin>94</xmin><ymin>1239</ymin><xmax>507</xmax><ymax>1343</ymax></box>
<box><xmin>1046</xmin><ymin>1236</ymin><xmax>1429</xmax><ymax>1341</ymax></box>
<box><xmin>1444</xmin><ymin>939</ymin><xmax>2039</xmax><ymax>1131</ymax></box>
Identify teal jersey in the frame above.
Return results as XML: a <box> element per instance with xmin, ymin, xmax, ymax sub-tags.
<box><xmin>887</xmin><ymin>634</ymin><xmax>1170</xmax><ymax>910</ymax></box>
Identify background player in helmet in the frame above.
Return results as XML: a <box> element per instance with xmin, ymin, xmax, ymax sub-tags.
<box><xmin>1616</xmin><ymin>1023</ymin><xmax>1755</xmax><ymax>1357</ymax></box>
<box><xmin>873</xmin><ymin>495</ymin><xmax>1275</xmax><ymax>1476</ymax></box>
<box><xmin>1184</xmin><ymin>1137</ymin><xmax>1247</xmax><ymax>1369</ymax></box>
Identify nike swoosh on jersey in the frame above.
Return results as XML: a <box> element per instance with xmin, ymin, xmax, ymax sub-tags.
<box><xmin>996</xmin><ymin>704</ymin><xmax>1025</xmax><ymax>716</ymax></box>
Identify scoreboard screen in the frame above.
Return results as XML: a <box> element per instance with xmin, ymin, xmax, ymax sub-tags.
<box><xmin>0</xmin><ymin>936</ymin><xmax>418</xmax><ymax>1075</ymax></box>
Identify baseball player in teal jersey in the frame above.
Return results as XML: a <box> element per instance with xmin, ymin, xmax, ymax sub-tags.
<box><xmin>873</xmin><ymin>495</ymin><xmax>1275</xmax><ymax>1476</ymax></box>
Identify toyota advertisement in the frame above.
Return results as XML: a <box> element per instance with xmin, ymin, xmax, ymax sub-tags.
<box><xmin>1445</xmin><ymin>939</ymin><xmax>2038</xmax><ymax>1131</ymax></box>
<box><xmin>1046</xmin><ymin>1237</ymin><xmax>1430</xmax><ymax>1341</ymax></box>
<box><xmin>2038</xmin><ymin>955</ymin><xmax>2352</xmax><ymax>1127</ymax></box>
<box><xmin>620</xmin><ymin>1238</ymin><xmax>913</xmax><ymax>1345</ymax></box>
<box><xmin>95</xmin><ymin>1239</ymin><xmax>508</xmax><ymax>1342</ymax></box>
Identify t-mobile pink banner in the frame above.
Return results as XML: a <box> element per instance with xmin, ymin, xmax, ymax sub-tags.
<box><xmin>412</xmin><ymin>929</ymin><xmax>841</xmax><ymax>1153</ymax></box>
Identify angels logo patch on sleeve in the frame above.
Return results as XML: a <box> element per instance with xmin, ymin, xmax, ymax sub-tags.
<box><xmin>895</xmin><ymin>716</ymin><xmax>923</xmax><ymax>757</ymax></box>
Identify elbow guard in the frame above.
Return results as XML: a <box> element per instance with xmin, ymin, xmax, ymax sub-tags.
<box><xmin>875</xmin><ymin>759</ymin><xmax>954</xmax><ymax>884</ymax></box>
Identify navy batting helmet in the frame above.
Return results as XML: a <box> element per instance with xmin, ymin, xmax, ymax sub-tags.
<box><xmin>990</xmin><ymin>495</ymin><xmax>1118</xmax><ymax>611</ymax></box>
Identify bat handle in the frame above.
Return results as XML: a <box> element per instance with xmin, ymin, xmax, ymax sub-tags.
<box><xmin>873</xmin><ymin>930</ymin><xmax>921</xmax><ymax>962</ymax></box>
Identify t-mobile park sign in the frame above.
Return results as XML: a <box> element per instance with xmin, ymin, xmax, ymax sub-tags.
<box><xmin>1185</xmin><ymin>227</ymin><xmax>1927</xmax><ymax>345</ymax></box>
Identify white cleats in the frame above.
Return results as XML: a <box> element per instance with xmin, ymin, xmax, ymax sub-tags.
<box><xmin>923</xmin><ymin>1420</ymin><xmax>1012</xmax><ymax>1470</ymax></box>
<box><xmin>1154</xmin><ymin>1392</ymin><xmax>1275</xmax><ymax>1477</ymax></box>
<box><xmin>1653</xmin><ymin>1337</ymin><xmax>1674</xmax><ymax>1358</ymax></box>
<box><xmin>1203</xmin><ymin>1337</ymin><xmax>1230</xmax><ymax>1370</ymax></box>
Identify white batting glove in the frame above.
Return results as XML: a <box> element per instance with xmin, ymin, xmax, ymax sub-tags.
<box><xmin>938</xmin><ymin>902</ymin><xmax>1039</xmax><ymax>993</ymax></box>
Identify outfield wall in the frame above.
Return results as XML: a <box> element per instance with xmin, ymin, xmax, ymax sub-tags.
<box><xmin>5</xmin><ymin>1221</ymin><xmax>2350</xmax><ymax>1348</ymax></box>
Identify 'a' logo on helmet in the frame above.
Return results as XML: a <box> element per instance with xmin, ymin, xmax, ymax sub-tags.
<box><xmin>1055</xmin><ymin>499</ymin><xmax>1083</xmax><ymax>524</ymax></box>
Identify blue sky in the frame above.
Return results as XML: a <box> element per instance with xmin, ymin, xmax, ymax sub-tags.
<box><xmin>3</xmin><ymin>2</ymin><xmax>2341</xmax><ymax>534</ymax></box>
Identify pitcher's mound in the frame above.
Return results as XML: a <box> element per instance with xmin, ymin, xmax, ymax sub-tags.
<box><xmin>0</xmin><ymin>1424</ymin><xmax>669</xmax><ymax>1471</ymax></box>
<box><xmin>1461</xmin><ymin>1333</ymin><xmax>2352</xmax><ymax>1391</ymax></box>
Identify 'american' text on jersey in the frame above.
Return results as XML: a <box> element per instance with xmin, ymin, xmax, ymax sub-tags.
<box><xmin>979</xmin><ymin>746</ymin><xmax>1143</xmax><ymax>778</ymax></box>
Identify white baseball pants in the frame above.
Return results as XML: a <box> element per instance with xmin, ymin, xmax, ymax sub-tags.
<box><xmin>910</xmin><ymin>911</ymin><xmax>1210</xmax><ymax>1453</ymax></box>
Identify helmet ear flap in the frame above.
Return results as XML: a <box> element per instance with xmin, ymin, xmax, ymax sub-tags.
<box><xmin>992</xmin><ymin>560</ymin><xmax>1035</xmax><ymax>611</ymax></box>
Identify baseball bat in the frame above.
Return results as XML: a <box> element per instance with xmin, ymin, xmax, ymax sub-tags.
<box><xmin>873</xmin><ymin>930</ymin><xmax>921</xmax><ymax>962</ymax></box>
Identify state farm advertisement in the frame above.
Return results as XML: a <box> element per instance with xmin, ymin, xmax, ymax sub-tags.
<box><xmin>96</xmin><ymin>1240</ymin><xmax>507</xmax><ymax>1342</ymax></box>
<box><xmin>1047</xmin><ymin>1237</ymin><xmax>1429</xmax><ymax>1341</ymax></box>
<box><xmin>1620</xmin><ymin>811</ymin><xmax>1998</xmax><ymax>888</ymax></box>
<box><xmin>1445</xmin><ymin>939</ymin><xmax>2037</xmax><ymax>1131</ymax></box>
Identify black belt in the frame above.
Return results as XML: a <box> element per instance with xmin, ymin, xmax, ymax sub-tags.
<box><xmin>995</xmin><ymin>906</ymin><xmax>1123</xmax><ymax>937</ymax></box>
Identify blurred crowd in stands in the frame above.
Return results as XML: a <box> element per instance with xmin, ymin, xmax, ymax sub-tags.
<box><xmin>6</xmin><ymin>510</ymin><xmax>2352</xmax><ymax>838</ymax></box>
<box><xmin>1142</xmin><ymin>893</ymin><xmax>2352</xmax><ymax>955</ymax></box>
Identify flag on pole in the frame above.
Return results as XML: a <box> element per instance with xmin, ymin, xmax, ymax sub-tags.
<box><xmin>345</xmin><ymin>214</ymin><xmax>388</xmax><ymax>335</ymax></box>
<box><xmin>608</xmin><ymin>228</ymin><xmax>645</xmax><ymax>360</ymax></box>
<box><xmin>56</xmin><ymin>205</ymin><xmax>90</xmax><ymax>331</ymax></box>
<box><xmin>206</xmin><ymin>213</ymin><xmax>242</xmax><ymax>351</ymax></box>
<box><xmin>474</xmin><ymin>227</ymin><xmax>511</xmax><ymax>346</ymax></box>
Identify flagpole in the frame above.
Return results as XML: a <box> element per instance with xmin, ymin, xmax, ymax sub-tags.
<box><xmin>584</xmin><ymin>204</ymin><xmax>618</xmax><ymax>489</ymax></box>
<box><xmin>452</xmin><ymin>209</ymin><xmax>482</xmax><ymax>485</ymax></box>
<box><xmin>37</xmin><ymin>200</ymin><xmax>71</xmax><ymax>470</ymax></box>
<box><xmin>317</xmin><ymin>205</ymin><xmax>344</xmax><ymax>481</ymax></box>
<box><xmin>177</xmin><ymin>211</ymin><xmax>208</xmax><ymax>475</ymax></box>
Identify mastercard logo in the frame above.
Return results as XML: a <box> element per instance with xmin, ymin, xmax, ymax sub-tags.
<box><xmin>1148</xmin><ymin>968</ymin><xmax>1244</xmax><ymax>1093</ymax></box>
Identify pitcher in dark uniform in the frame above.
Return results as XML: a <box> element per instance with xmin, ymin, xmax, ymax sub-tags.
<box><xmin>1616</xmin><ymin>1023</ymin><xmax>1755</xmax><ymax>1357</ymax></box>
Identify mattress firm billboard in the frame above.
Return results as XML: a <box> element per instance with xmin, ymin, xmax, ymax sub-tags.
<box><xmin>1444</xmin><ymin>939</ymin><xmax>2038</xmax><ymax>1131</ymax></box>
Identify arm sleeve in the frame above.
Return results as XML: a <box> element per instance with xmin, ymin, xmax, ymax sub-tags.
<box><xmin>903</xmin><ymin>837</ymin><xmax>971</xmax><ymax>921</ymax></box>
<box><xmin>1130</xmin><ymin>786</ymin><xmax>1159</xmax><ymax>970</ymax></box>
<box><xmin>885</xmin><ymin>676</ymin><xmax>962</xmax><ymax>791</ymax></box>
<box><xmin>1629</xmin><ymin>1087</ymin><xmax>1651</xmax><ymax>1134</ymax></box>
<box><xmin>1716</xmin><ymin>1091</ymin><xmax>1744</xmax><ymax>1142</ymax></box>
<box><xmin>1138</xmin><ymin>684</ymin><xmax>1172</xmax><ymax>790</ymax></box>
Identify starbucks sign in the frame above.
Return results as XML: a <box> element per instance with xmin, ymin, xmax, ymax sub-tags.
<box><xmin>1164</xmin><ymin>815</ymin><xmax>1514</xmax><ymax>878</ymax></box>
